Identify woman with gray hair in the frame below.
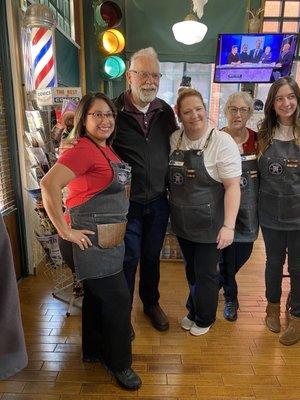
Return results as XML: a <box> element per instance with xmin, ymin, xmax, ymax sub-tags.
<box><xmin>219</xmin><ymin>91</ymin><xmax>259</xmax><ymax>321</ymax></box>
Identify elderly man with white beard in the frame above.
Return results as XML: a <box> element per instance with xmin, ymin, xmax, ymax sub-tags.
<box><xmin>113</xmin><ymin>48</ymin><xmax>177</xmax><ymax>337</ymax></box>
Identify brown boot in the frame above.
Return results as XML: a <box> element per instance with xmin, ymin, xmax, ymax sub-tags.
<box><xmin>279</xmin><ymin>314</ymin><xmax>300</xmax><ymax>346</ymax></box>
<box><xmin>265</xmin><ymin>302</ymin><xmax>280</xmax><ymax>333</ymax></box>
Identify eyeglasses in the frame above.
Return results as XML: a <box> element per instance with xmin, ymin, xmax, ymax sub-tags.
<box><xmin>129</xmin><ymin>70</ymin><xmax>162</xmax><ymax>80</ymax></box>
<box><xmin>87</xmin><ymin>112</ymin><xmax>116</xmax><ymax>120</ymax></box>
<box><xmin>228</xmin><ymin>107</ymin><xmax>250</xmax><ymax>116</ymax></box>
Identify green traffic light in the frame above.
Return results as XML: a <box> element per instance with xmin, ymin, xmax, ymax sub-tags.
<box><xmin>103</xmin><ymin>56</ymin><xmax>126</xmax><ymax>79</ymax></box>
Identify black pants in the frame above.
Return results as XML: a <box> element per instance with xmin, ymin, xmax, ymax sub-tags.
<box><xmin>219</xmin><ymin>242</ymin><xmax>254</xmax><ymax>301</ymax></box>
<box><xmin>59</xmin><ymin>238</ymin><xmax>132</xmax><ymax>372</ymax></box>
<box><xmin>261</xmin><ymin>226</ymin><xmax>300</xmax><ymax>317</ymax></box>
<box><xmin>177</xmin><ymin>237</ymin><xmax>220</xmax><ymax>327</ymax></box>
<box><xmin>123</xmin><ymin>196</ymin><xmax>169</xmax><ymax>307</ymax></box>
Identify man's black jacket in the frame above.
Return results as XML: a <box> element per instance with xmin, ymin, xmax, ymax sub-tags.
<box><xmin>113</xmin><ymin>93</ymin><xmax>177</xmax><ymax>204</ymax></box>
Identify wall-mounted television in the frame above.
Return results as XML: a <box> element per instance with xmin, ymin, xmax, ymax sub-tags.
<box><xmin>214</xmin><ymin>33</ymin><xmax>298</xmax><ymax>83</ymax></box>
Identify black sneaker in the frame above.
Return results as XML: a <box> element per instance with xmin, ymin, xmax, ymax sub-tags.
<box><xmin>114</xmin><ymin>368</ymin><xmax>142</xmax><ymax>390</ymax></box>
<box><xmin>224</xmin><ymin>299</ymin><xmax>239</xmax><ymax>321</ymax></box>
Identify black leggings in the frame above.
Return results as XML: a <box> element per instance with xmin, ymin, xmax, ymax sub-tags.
<box><xmin>219</xmin><ymin>242</ymin><xmax>254</xmax><ymax>301</ymax></box>
<box><xmin>59</xmin><ymin>238</ymin><xmax>132</xmax><ymax>371</ymax></box>
<box><xmin>261</xmin><ymin>226</ymin><xmax>300</xmax><ymax>317</ymax></box>
<box><xmin>177</xmin><ymin>237</ymin><xmax>220</xmax><ymax>327</ymax></box>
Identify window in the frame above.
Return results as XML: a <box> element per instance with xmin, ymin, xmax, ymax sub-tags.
<box><xmin>158</xmin><ymin>62</ymin><xmax>212</xmax><ymax>108</ymax></box>
<box><xmin>157</xmin><ymin>62</ymin><xmax>239</xmax><ymax>128</ymax></box>
<box><xmin>31</xmin><ymin>0</ymin><xmax>74</xmax><ymax>40</ymax></box>
<box><xmin>263</xmin><ymin>0</ymin><xmax>300</xmax><ymax>59</ymax></box>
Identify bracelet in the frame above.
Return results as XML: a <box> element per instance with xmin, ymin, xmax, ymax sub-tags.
<box><xmin>222</xmin><ymin>224</ymin><xmax>235</xmax><ymax>231</ymax></box>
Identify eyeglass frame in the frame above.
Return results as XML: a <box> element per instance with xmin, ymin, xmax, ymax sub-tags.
<box><xmin>87</xmin><ymin>111</ymin><xmax>116</xmax><ymax>120</ymax></box>
<box><xmin>129</xmin><ymin>70</ymin><xmax>163</xmax><ymax>80</ymax></box>
<box><xmin>228</xmin><ymin>106</ymin><xmax>250</xmax><ymax>116</ymax></box>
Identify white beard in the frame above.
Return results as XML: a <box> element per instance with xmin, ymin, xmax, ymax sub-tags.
<box><xmin>139</xmin><ymin>86</ymin><xmax>158</xmax><ymax>103</ymax></box>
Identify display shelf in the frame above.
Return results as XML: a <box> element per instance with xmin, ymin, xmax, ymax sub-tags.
<box><xmin>160</xmin><ymin>232</ymin><xmax>183</xmax><ymax>261</ymax></box>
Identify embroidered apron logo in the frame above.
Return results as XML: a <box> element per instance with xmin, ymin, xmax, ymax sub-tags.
<box><xmin>269</xmin><ymin>162</ymin><xmax>283</xmax><ymax>175</ymax></box>
<box><xmin>240</xmin><ymin>176</ymin><xmax>248</xmax><ymax>188</ymax></box>
<box><xmin>172</xmin><ymin>172</ymin><xmax>184</xmax><ymax>185</ymax></box>
<box><xmin>117</xmin><ymin>171</ymin><xmax>128</xmax><ymax>184</ymax></box>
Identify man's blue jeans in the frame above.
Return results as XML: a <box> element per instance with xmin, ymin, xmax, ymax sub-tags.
<box><xmin>123</xmin><ymin>195</ymin><xmax>169</xmax><ymax>307</ymax></box>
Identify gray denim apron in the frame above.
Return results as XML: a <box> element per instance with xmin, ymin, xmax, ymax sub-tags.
<box><xmin>69</xmin><ymin>142</ymin><xmax>131</xmax><ymax>280</ymax></box>
<box><xmin>235</xmin><ymin>153</ymin><xmax>259</xmax><ymax>242</ymax></box>
<box><xmin>169</xmin><ymin>129</ymin><xmax>224</xmax><ymax>243</ymax></box>
<box><xmin>258</xmin><ymin>139</ymin><xmax>300</xmax><ymax>230</ymax></box>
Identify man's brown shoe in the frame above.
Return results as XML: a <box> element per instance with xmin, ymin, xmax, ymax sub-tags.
<box><xmin>143</xmin><ymin>304</ymin><xmax>169</xmax><ymax>331</ymax></box>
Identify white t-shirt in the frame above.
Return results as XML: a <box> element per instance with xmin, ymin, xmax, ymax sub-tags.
<box><xmin>274</xmin><ymin>123</ymin><xmax>299</xmax><ymax>141</ymax></box>
<box><xmin>170</xmin><ymin>127</ymin><xmax>242</xmax><ymax>182</ymax></box>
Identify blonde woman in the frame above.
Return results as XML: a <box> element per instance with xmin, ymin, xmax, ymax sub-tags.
<box><xmin>219</xmin><ymin>92</ymin><xmax>259</xmax><ymax>321</ymax></box>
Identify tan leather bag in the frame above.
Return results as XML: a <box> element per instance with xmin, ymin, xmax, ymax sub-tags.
<box><xmin>97</xmin><ymin>222</ymin><xmax>127</xmax><ymax>249</ymax></box>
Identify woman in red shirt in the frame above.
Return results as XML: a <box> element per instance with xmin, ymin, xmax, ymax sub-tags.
<box><xmin>219</xmin><ymin>91</ymin><xmax>259</xmax><ymax>321</ymax></box>
<box><xmin>41</xmin><ymin>93</ymin><xmax>141</xmax><ymax>390</ymax></box>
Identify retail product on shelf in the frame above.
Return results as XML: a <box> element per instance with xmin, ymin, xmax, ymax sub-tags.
<box><xmin>161</xmin><ymin>234</ymin><xmax>182</xmax><ymax>260</ymax></box>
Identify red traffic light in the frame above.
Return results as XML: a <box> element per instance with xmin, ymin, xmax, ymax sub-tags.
<box><xmin>94</xmin><ymin>1</ymin><xmax>122</xmax><ymax>29</ymax></box>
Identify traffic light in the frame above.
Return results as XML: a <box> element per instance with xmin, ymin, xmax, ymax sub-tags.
<box><xmin>94</xmin><ymin>1</ymin><xmax>126</xmax><ymax>80</ymax></box>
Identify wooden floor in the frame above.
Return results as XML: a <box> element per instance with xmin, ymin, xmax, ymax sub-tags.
<box><xmin>2</xmin><ymin>235</ymin><xmax>300</xmax><ymax>400</ymax></box>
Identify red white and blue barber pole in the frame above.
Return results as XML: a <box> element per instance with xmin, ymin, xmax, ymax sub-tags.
<box><xmin>23</xmin><ymin>4</ymin><xmax>57</xmax><ymax>92</ymax></box>
<box><xmin>31</xmin><ymin>27</ymin><xmax>56</xmax><ymax>89</ymax></box>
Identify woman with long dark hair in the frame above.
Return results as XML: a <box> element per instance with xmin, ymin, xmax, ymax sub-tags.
<box><xmin>258</xmin><ymin>76</ymin><xmax>300</xmax><ymax>345</ymax></box>
<box><xmin>41</xmin><ymin>93</ymin><xmax>141</xmax><ymax>389</ymax></box>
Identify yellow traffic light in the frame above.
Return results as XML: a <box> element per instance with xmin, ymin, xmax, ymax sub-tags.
<box><xmin>99</xmin><ymin>28</ymin><xmax>125</xmax><ymax>54</ymax></box>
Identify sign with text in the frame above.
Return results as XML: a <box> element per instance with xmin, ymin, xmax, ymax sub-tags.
<box><xmin>35</xmin><ymin>87</ymin><xmax>82</xmax><ymax>107</ymax></box>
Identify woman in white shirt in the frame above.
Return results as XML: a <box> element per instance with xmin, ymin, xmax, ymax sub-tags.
<box><xmin>258</xmin><ymin>76</ymin><xmax>300</xmax><ymax>346</ymax></box>
<box><xmin>169</xmin><ymin>88</ymin><xmax>241</xmax><ymax>336</ymax></box>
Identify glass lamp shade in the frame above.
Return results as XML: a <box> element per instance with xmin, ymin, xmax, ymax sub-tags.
<box><xmin>102</xmin><ymin>56</ymin><xmax>126</xmax><ymax>79</ymax></box>
<box><xmin>99</xmin><ymin>28</ymin><xmax>125</xmax><ymax>54</ymax></box>
<box><xmin>172</xmin><ymin>20</ymin><xmax>208</xmax><ymax>45</ymax></box>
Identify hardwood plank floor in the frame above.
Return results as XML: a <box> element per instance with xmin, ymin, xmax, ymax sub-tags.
<box><xmin>2</xmin><ymin>235</ymin><xmax>299</xmax><ymax>399</ymax></box>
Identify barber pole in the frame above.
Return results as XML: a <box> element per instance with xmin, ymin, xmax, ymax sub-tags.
<box><xmin>23</xmin><ymin>4</ymin><xmax>56</xmax><ymax>92</ymax></box>
<box><xmin>31</xmin><ymin>27</ymin><xmax>56</xmax><ymax>89</ymax></box>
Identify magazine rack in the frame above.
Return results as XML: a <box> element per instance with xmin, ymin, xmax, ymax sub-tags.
<box><xmin>25</xmin><ymin>92</ymin><xmax>82</xmax><ymax>316</ymax></box>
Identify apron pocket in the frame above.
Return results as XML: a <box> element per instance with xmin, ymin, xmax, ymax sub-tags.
<box><xmin>279</xmin><ymin>194</ymin><xmax>300</xmax><ymax>221</ymax></box>
<box><xmin>259</xmin><ymin>191</ymin><xmax>278</xmax><ymax>219</ymax></box>
<box><xmin>97</xmin><ymin>222</ymin><xmax>127</xmax><ymax>249</ymax></box>
<box><xmin>180</xmin><ymin>204</ymin><xmax>212</xmax><ymax>231</ymax></box>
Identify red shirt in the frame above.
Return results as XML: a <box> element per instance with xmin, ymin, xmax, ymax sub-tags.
<box><xmin>242</xmin><ymin>128</ymin><xmax>257</xmax><ymax>154</ymax></box>
<box><xmin>57</xmin><ymin>137</ymin><xmax>121</xmax><ymax>210</ymax></box>
<box><xmin>221</xmin><ymin>127</ymin><xmax>257</xmax><ymax>154</ymax></box>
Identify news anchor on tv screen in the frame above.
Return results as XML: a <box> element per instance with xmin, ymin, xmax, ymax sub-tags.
<box><xmin>214</xmin><ymin>33</ymin><xmax>298</xmax><ymax>83</ymax></box>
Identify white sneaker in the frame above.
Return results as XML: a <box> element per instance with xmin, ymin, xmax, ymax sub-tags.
<box><xmin>190</xmin><ymin>323</ymin><xmax>212</xmax><ymax>336</ymax></box>
<box><xmin>181</xmin><ymin>316</ymin><xmax>194</xmax><ymax>330</ymax></box>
